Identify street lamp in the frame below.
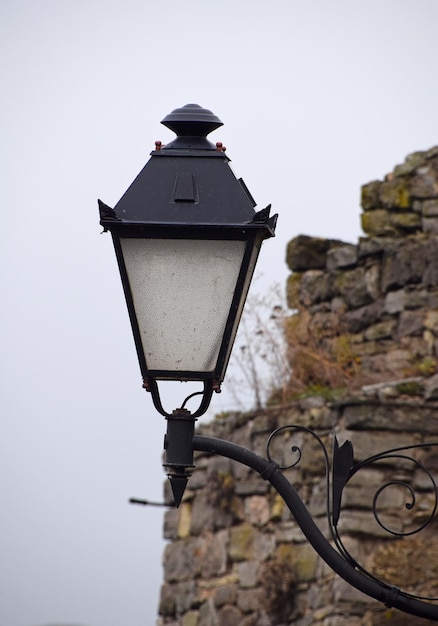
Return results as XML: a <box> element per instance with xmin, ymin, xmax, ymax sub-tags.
<box><xmin>99</xmin><ymin>105</ymin><xmax>438</xmax><ymax>621</ymax></box>
<box><xmin>99</xmin><ymin>103</ymin><xmax>276</xmax><ymax>419</ymax></box>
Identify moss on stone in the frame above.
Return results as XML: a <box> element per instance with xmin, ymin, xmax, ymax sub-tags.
<box><xmin>390</xmin><ymin>211</ymin><xmax>422</xmax><ymax>230</ymax></box>
<box><xmin>229</xmin><ymin>524</ymin><xmax>255</xmax><ymax>561</ymax></box>
<box><xmin>379</xmin><ymin>178</ymin><xmax>411</xmax><ymax>209</ymax></box>
<box><xmin>332</xmin><ymin>334</ymin><xmax>356</xmax><ymax>365</ymax></box>
<box><xmin>395</xmin><ymin>380</ymin><xmax>424</xmax><ymax>396</ymax></box>
<box><xmin>294</xmin><ymin>384</ymin><xmax>347</xmax><ymax>401</ymax></box>
<box><xmin>286</xmin><ymin>272</ymin><xmax>302</xmax><ymax>309</ymax></box>
<box><xmin>361</xmin><ymin>209</ymin><xmax>397</xmax><ymax>236</ymax></box>
<box><xmin>275</xmin><ymin>543</ymin><xmax>318</xmax><ymax>582</ymax></box>
<box><xmin>182</xmin><ymin>610</ymin><xmax>199</xmax><ymax>626</ymax></box>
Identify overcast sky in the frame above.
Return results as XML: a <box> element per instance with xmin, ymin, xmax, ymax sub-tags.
<box><xmin>1</xmin><ymin>1</ymin><xmax>438</xmax><ymax>625</ymax></box>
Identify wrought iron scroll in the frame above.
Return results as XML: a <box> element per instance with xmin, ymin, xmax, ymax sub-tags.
<box><xmin>264</xmin><ymin>425</ymin><xmax>438</xmax><ymax>604</ymax></box>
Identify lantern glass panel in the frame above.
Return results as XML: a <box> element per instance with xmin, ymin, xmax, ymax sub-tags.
<box><xmin>120</xmin><ymin>238</ymin><xmax>246</xmax><ymax>374</ymax></box>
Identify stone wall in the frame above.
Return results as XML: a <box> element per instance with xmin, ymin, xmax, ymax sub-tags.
<box><xmin>158</xmin><ymin>147</ymin><xmax>438</xmax><ymax>626</ymax></box>
<box><xmin>285</xmin><ymin>147</ymin><xmax>438</xmax><ymax>397</ymax></box>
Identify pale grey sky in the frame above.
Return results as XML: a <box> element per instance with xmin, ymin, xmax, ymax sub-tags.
<box><xmin>1</xmin><ymin>1</ymin><xmax>438</xmax><ymax>625</ymax></box>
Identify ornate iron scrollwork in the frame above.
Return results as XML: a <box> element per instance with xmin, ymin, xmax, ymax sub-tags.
<box><xmin>265</xmin><ymin>424</ymin><xmax>438</xmax><ymax>604</ymax></box>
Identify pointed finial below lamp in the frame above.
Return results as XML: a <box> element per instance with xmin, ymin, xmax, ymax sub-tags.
<box><xmin>169</xmin><ymin>474</ymin><xmax>189</xmax><ymax>508</ymax></box>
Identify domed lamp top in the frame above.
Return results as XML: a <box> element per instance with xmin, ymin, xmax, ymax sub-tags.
<box><xmin>161</xmin><ymin>103</ymin><xmax>223</xmax><ymax>138</ymax></box>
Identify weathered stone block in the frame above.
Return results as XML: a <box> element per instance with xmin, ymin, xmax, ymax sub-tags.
<box><xmin>236</xmin><ymin>560</ymin><xmax>259</xmax><ymax>588</ymax></box>
<box><xmin>253</xmin><ymin>531</ymin><xmax>276</xmax><ymax>561</ymax></box>
<box><xmin>176</xmin><ymin>580</ymin><xmax>198</xmax><ymax>614</ymax></box>
<box><xmin>229</xmin><ymin>524</ymin><xmax>256</xmax><ymax>561</ymax></box>
<box><xmin>182</xmin><ymin>611</ymin><xmax>200</xmax><ymax>626</ymax></box>
<box><xmin>164</xmin><ymin>507</ymin><xmax>180</xmax><ymax>540</ymax></box>
<box><xmin>384</xmin><ymin>348</ymin><xmax>412</xmax><ymax>372</ymax></box>
<box><xmin>251</xmin><ymin>413</ymin><xmax>277</xmax><ymax>435</ymax></box>
<box><xmin>361</xmin><ymin>210</ymin><xmax>422</xmax><ymax>236</ymax></box>
<box><xmin>300</xmin><ymin>270</ymin><xmax>335</xmax><ymax>306</ymax></box>
<box><xmin>384</xmin><ymin>289</ymin><xmax>406</xmax><ymax>314</ymax></box>
<box><xmin>378</xmin><ymin>178</ymin><xmax>411</xmax><ymax>209</ymax></box>
<box><xmin>396</xmin><ymin>310</ymin><xmax>425</xmax><ymax>337</ymax></box>
<box><xmin>201</xmin><ymin>530</ymin><xmax>229</xmax><ymax>579</ymax></box>
<box><xmin>422</xmin><ymin>216</ymin><xmax>438</xmax><ymax>234</ymax></box>
<box><xmin>198</xmin><ymin>598</ymin><xmax>217</xmax><ymax>626</ymax></box>
<box><xmin>217</xmin><ymin>604</ymin><xmax>243</xmax><ymax>626</ymax></box>
<box><xmin>235</xmin><ymin>479</ymin><xmax>269</xmax><ymax>497</ymax></box>
<box><xmin>163</xmin><ymin>537</ymin><xmax>204</xmax><ymax>582</ymax></box>
<box><xmin>424</xmin><ymin>373</ymin><xmax>438</xmax><ymax>400</ymax></box>
<box><xmin>410</xmin><ymin>172</ymin><xmax>438</xmax><ymax>198</ymax></box>
<box><xmin>421</xmin><ymin>198</ymin><xmax>438</xmax><ymax>216</ymax></box>
<box><xmin>390</xmin><ymin>211</ymin><xmax>422</xmax><ymax>231</ymax></box>
<box><xmin>361</xmin><ymin>180</ymin><xmax>381</xmax><ymax>210</ymax></box>
<box><xmin>334</xmin><ymin>266</ymin><xmax>373</xmax><ymax>308</ymax></box>
<box><xmin>307</xmin><ymin>405</ymin><xmax>334</xmax><ymax>429</ymax></box>
<box><xmin>237</xmin><ymin>588</ymin><xmax>264</xmax><ymax>613</ymax></box>
<box><xmin>275</xmin><ymin>542</ymin><xmax>319</xmax><ymax>582</ymax></box>
<box><xmin>381</xmin><ymin>242</ymin><xmax>426</xmax><ymax>291</ymax></box>
<box><xmin>286</xmin><ymin>235</ymin><xmax>347</xmax><ymax>271</ymax></box>
<box><xmin>424</xmin><ymin>310</ymin><xmax>438</xmax><ymax>332</ymax></box>
<box><xmin>308</xmin><ymin>583</ymin><xmax>333</xmax><ymax>609</ymax></box>
<box><xmin>348</xmin><ymin>429</ymin><xmax>416</xmax><ymax>462</ymax></box>
<box><xmin>343</xmin><ymin>400</ymin><xmax>438</xmax><ymax>434</ymax></box>
<box><xmin>244</xmin><ymin>496</ymin><xmax>270</xmax><ymax>527</ymax></box>
<box><xmin>364</xmin><ymin>319</ymin><xmax>396</xmax><ymax>341</ymax></box>
<box><xmin>342</xmin><ymin>300</ymin><xmax>384</xmax><ymax>333</ymax></box>
<box><xmin>364</xmin><ymin>263</ymin><xmax>381</xmax><ymax>299</ymax></box>
<box><xmin>361</xmin><ymin>377</ymin><xmax>425</xmax><ymax>400</ymax></box>
<box><xmin>361</xmin><ymin>209</ymin><xmax>397</xmax><ymax>236</ymax></box>
<box><xmin>402</xmin><ymin>288</ymin><xmax>438</xmax><ymax>310</ymax></box>
<box><xmin>326</xmin><ymin>245</ymin><xmax>358</xmax><ymax>269</ymax></box>
<box><xmin>330</xmin><ymin>296</ymin><xmax>346</xmax><ymax>313</ymax></box>
<box><xmin>357</xmin><ymin>236</ymin><xmax>396</xmax><ymax>258</ymax></box>
<box><xmin>213</xmin><ymin>583</ymin><xmax>237</xmax><ymax>607</ymax></box>
<box><xmin>190</xmin><ymin>492</ymin><xmax>231</xmax><ymax>535</ymax></box>
<box><xmin>159</xmin><ymin>582</ymin><xmax>177</xmax><ymax>616</ymax></box>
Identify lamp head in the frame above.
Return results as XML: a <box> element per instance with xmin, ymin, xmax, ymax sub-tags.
<box><xmin>99</xmin><ymin>104</ymin><xmax>277</xmax><ymax>416</ymax></box>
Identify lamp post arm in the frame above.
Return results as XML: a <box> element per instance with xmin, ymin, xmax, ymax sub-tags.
<box><xmin>192</xmin><ymin>434</ymin><xmax>438</xmax><ymax>621</ymax></box>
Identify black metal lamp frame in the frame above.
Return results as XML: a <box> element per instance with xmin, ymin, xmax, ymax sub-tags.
<box><xmin>99</xmin><ymin>104</ymin><xmax>276</xmax><ymax>402</ymax></box>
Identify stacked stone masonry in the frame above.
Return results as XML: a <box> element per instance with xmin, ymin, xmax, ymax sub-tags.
<box><xmin>158</xmin><ymin>148</ymin><xmax>438</xmax><ymax>626</ymax></box>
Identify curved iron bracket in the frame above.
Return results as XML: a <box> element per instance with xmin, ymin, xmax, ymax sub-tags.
<box><xmin>192</xmin><ymin>430</ymin><xmax>438</xmax><ymax>621</ymax></box>
<box><xmin>143</xmin><ymin>377</ymin><xmax>215</xmax><ymax>418</ymax></box>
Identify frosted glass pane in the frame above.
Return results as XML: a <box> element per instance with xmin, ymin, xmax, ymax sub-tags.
<box><xmin>120</xmin><ymin>238</ymin><xmax>246</xmax><ymax>374</ymax></box>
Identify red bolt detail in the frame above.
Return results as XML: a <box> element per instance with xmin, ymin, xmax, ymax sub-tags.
<box><xmin>155</xmin><ymin>140</ymin><xmax>162</xmax><ymax>151</ymax></box>
<box><xmin>212</xmin><ymin>380</ymin><xmax>222</xmax><ymax>393</ymax></box>
<box><xmin>216</xmin><ymin>142</ymin><xmax>223</xmax><ymax>152</ymax></box>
